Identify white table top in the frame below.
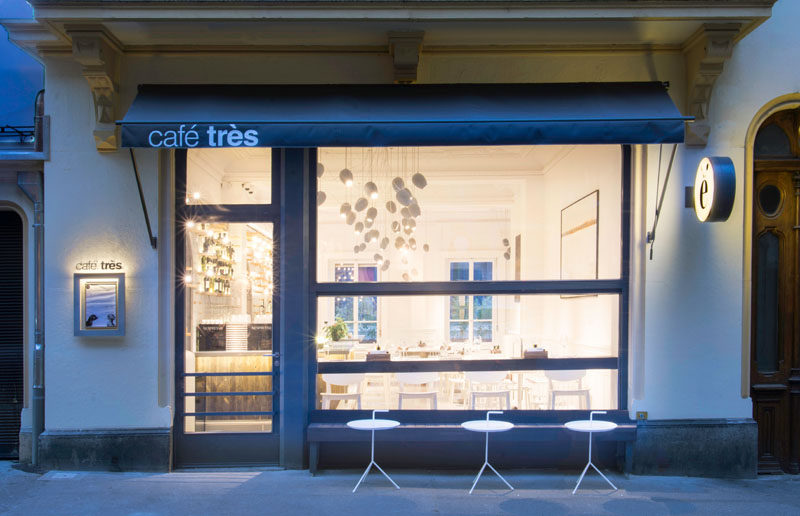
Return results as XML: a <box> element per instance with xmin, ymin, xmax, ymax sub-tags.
<box><xmin>565</xmin><ymin>420</ymin><xmax>617</xmax><ymax>433</ymax></box>
<box><xmin>461</xmin><ymin>420</ymin><xmax>514</xmax><ymax>433</ymax></box>
<box><xmin>347</xmin><ymin>419</ymin><xmax>400</xmax><ymax>431</ymax></box>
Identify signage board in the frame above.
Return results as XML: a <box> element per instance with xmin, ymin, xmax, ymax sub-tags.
<box><xmin>693</xmin><ymin>156</ymin><xmax>735</xmax><ymax>222</ymax></box>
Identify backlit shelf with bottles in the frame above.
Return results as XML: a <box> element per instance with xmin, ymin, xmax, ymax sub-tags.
<box><xmin>246</xmin><ymin>230</ymin><xmax>274</xmax><ymax>311</ymax></box>
<box><xmin>190</xmin><ymin>223</ymin><xmax>235</xmax><ymax>296</ymax></box>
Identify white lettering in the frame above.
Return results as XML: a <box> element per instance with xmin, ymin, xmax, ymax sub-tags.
<box><xmin>207</xmin><ymin>126</ymin><xmax>217</xmax><ymax>147</ymax></box>
<box><xmin>217</xmin><ymin>129</ymin><xmax>228</xmax><ymax>147</ymax></box>
<box><xmin>227</xmin><ymin>130</ymin><xmax>243</xmax><ymax>147</ymax></box>
<box><xmin>244</xmin><ymin>129</ymin><xmax>258</xmax><ymax>146</ymax></box>
<box><xmin>148</xmin><ymin>130</ymin><xmax>163</xmax><ymax>147</ymax></box>
<box><xmin>185</xmin><ymin>124</ymin><xmax>199</xmax><ymax>148</ymax></box>
<box><xmin>163</xmin><ymin>130</ymin><xmax>177</xmax><ymax>147</ymax></box>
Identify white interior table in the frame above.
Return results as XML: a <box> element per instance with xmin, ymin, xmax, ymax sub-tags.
<box><xmin>461</xmin><ymin>411</ymin><xmax>514</xmax><ymax>494</ymax></box>
<box><xmin>565</xmin><ymin>411</ymin><xmax>618</xmax><ymax>494</ymax></box>
<box><xmin>346</xmin><ymin>410</ymin><xmax>401</xmax><ymax>492</ymax></box>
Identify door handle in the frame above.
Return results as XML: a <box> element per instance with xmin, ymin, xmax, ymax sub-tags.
<box><xmin>263</xmin><ymin>352</ymin><xmax>280</xmax><ymax>366</ymax></box>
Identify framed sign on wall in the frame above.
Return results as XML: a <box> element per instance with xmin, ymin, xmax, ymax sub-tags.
<box><xmin>74</xmin><ymin>273</ymin><xmax>125</xmax><ymax>336</ymax></box>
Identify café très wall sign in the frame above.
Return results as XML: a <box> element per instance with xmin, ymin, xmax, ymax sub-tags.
<box><xmin>75</xmin><ymin>260</ymin><xmax>123</xmax><ymax>271</ymax></box>
<box><xmin>144</xmin><ymin>124</ymin><xmax>260</xmax><ymax>148</ymax></box>
<box><xmin>693</xmin><ymin>156</ymin><xmax>735</xmax><ymax>222</ymax></box>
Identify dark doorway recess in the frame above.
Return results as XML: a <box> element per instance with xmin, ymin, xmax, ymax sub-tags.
<box><xmin>751</xmin><ymin>109</ymin><xmax>800</xmax><ymax>474</ymax></box>
<box><xmin>0</xmin><ymin>210</ymin><xmax>23</xmax><ymax>459</ymax></box>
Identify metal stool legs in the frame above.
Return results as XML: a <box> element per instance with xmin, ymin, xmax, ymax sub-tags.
<box><xmin>470</xmin><ymin>429</ymin><xmax>514</xmax><ymax>494</ymax></box>
<box><xmin>572</xmin><ymin>427</ymin><xmax>617</xmax><ymax>494</ymax></box>
<box><xmin>353</xmin><ymin>427</ymin><xmax>400</xmax><ymax>493</ymax></box>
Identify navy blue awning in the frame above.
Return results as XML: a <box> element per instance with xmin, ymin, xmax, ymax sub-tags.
<box><xmin>118</xmin><ymin>82</ymin><xmax>688</xmax><ymax>148</ymax></box>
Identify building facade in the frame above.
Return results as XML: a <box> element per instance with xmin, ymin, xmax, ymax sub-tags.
<box><xmin>2</xmin><ymin>0</ymin><xmax>799</xmax><ymax>477</ymax></box>
<box><xmin>0</xmin><ymin>0</ymin><xmax>44</xmax><ymax>461</ymax></box>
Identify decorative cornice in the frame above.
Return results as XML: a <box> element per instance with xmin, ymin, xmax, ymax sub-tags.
<box><xmin>388</xmin><ymin>31</ymin><xmax>424</xmax><ymax>84</ymax></box>
<box><xmin>68</xmin><ymin>28</ymin><xmax>122</xmax><ymax>151</ymax></box>
<box><xmin>683</xmin><ymin>23</ymin><xmax>740</xmax><ymax>147</ymax></box>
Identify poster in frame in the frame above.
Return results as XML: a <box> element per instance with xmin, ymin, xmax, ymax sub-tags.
<box><xmin>560</xmin><ymin>190</ymin><xmax>599</xmax><ymax>297</ymax></box>
<box><xmin>74</xmin><ymin>273</ymin><xmax>125</xmax><ymax>336</ymax></box>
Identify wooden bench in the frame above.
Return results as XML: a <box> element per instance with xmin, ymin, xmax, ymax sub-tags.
<box><xmin>308</xmin><ymin>420</ymin><xmax>636</xmax><ymax>475</ymax></box>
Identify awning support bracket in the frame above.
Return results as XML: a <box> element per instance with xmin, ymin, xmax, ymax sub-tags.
<box><xmin>129</xmin><ymin>148</ymin><xmax>157</xmax><ymax>249</ymax></box>
<box><xmin>646</xmin><ymin>143</ymin><xmax>677</xmax><ymax>260</ymax></box>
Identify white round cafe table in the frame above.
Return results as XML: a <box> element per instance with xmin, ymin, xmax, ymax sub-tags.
<box><xmin>461</xmin><ymin>420</ymin><xmax>514</xmax><ymax>433</ymax></box>
<box><xmin>347</xmin><ymin>413</ymin><xmax>401</xmax><ymax>493</ymax></box>
<box><xmin>565</xmin><ymin>420</ymin><xmax>617</xmax><ymax>433</ymax></box>
<box><xmin>461</xmin><ymin>412</ymin><xmax>514</xmax><ymax>494</ymax></box>
<box><xmin>565</xmin><ymin>414</ymin><xmax>618</xmax><ymax>494</ymax></box>
<box><xmin>347</xmin><ymin>419</ymin><xmax>400</xmax><ymax>431</ymax></box>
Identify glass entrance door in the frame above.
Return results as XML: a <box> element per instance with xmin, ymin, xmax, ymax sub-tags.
<box><xmin>174</xmin><ymin>150</ymin><xmax>280</xmax><ymax>467</ymax></box>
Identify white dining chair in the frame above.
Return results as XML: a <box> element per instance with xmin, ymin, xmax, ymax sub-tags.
<box><xmin>465</xmin><ymin>371</ymin><xmax>511</xmax><ymax>410</ymax></box>
<box><xmin>321</xmin><ymin>373</ymin><xmax>365</xmax><ymax>409</ymax></box>
<box><xmin>396</xmin><ymin>372</ymin><xmax>439</xmax><ymax>409</ymax></box>
<box><xmin>545</xmin><ymin>369</ymin><xmax>590</xmax><ymax>409</ymax></box>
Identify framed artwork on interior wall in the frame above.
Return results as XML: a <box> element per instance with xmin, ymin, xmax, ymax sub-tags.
<box><xmin>74</xmin><ymin>273</ymin><xmax>125</xmax><ymax>336</ymax></box>
<box><xmin>560</xmin><ymin>190</ymin><xmax>599</xmax><ymax>297</ymax></box>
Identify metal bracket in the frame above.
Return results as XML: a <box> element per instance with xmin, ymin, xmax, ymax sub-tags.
<box><xmin>129</xmin><ymin>149</ymin><xmax>157</xmax><ymax>249</ymax></box>
<box><xmin>647</xmin><ymin>144</ymin><xmax>677</xmax><ymax>259</ymax></box>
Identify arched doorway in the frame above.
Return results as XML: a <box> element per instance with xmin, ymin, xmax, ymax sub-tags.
<box><xmin>0</xmin><ymin>209</ymin><xmax>23</xmax><ymax>459</ymax></box>
<box><xmin>751</xmin><ymin>109</ymin><xmax>800</xmax><ymax>474</ymax></box>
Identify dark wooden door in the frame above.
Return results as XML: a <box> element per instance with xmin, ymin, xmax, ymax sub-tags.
<box><xmin>751</xmin><ymin>168</ymin><xmax>800</xmax><ymax>474</ymax></box>
<box><xmin>0</xmin><ymin>210</ymin><xmax>23</xmax><ymax>459</ymax></box>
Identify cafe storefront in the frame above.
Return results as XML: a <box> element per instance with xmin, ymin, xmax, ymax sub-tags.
<box><xmin>120</xmin><ymin>82</ymin><xmax>685</xmax><ymax>467</ymax></box>
<box><xmin>6</xmin><ymin>0</ymin><xmax>798</xmax><ymax>476</ymax></box>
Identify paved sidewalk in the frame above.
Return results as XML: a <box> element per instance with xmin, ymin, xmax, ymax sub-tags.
<box><xmin>2</xmin><ymin>461</ymin><xmax>799</xmax><ymax>516</ymax></box>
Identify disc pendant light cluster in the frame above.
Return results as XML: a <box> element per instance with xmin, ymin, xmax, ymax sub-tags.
<box><xmin>317</xmin><ymin>148</ymin><xmax>431</xmax><ymax>279</ymax></box>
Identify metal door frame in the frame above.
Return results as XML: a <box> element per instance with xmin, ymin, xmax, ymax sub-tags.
<box><xmin>173</xmin><ymin>149</ymin><xmax>282</xmax><ymax>467</ymax></box>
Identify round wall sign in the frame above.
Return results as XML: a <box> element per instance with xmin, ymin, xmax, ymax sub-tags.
<box><xmin>694</xmin><ymin>156</ymin><xmax>735</xmax><ymax>222</ymax></box>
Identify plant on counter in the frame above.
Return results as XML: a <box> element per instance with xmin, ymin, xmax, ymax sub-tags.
<box><xmin>323</xmin><ymin>318</ymin><xmax>349</xmax><ymax>342</ymax></box>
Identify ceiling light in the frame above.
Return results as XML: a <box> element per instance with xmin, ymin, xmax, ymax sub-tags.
<box><xmin>339</xmin><ymin>168</ymin><xmax>354</xmax><ymax>187</ymax></box>
<box><xmin>364</xmin><ymin>181</ymin><xmax>379</xmax><ymax>200</ymax></box>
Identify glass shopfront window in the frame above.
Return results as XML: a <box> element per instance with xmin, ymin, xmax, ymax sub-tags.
<box><xmin>316</xmin><ymin>369</ymin><xmax>617</xmax><ymax>411</ymax></box>
<box><xmin>316</xmin><ymin>146</ymin><xmax>621</xmax><ymax>283</ymax></box>
<box><xmin>314</xmin><ymin>144</ymin><xmax>628</xmax><ymax>415</ymax></box>
<box><xmin>182</xmin><ymin>221</ymin><xmax>275</xmax><ymax>433</ymax></box>
<box><xmin>187</xmin><ymin>148</ymin><xmax>271</xmax><ymax>204</ymax></box>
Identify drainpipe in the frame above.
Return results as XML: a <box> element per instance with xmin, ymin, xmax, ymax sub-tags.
<box><xmin>17</xmin><ymin>90</ymin><xmax>46</xmax><ymax>467</ymax></box>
